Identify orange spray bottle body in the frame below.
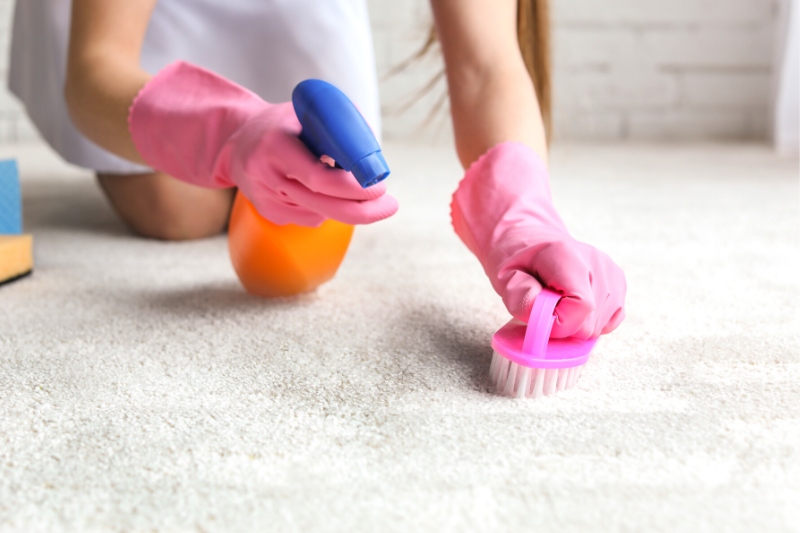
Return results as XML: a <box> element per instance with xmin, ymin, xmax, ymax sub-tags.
<box><xmin>227</xmin><ymin>79</ymin><xmax>390</xmax><ymax>297</ymax></box>
<box><xmin>228</xmin><ymin>194</ymin><xmax>354</xmax><ymax>297</ymax></box>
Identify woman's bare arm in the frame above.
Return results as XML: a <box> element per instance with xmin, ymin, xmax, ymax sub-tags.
<box><xmin>65</xmin><ymin>0</ymin><xmax>157</xmax><ymax>164</ymax></box>
<box><xmin>430</xmin><ymin>0</ymin><xmax>548</xmax><ymax>168</ymax></box>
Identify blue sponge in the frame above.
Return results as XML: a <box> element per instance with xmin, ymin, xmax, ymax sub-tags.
<box><xmin>0</xmin><ymin>159</ymin><xmax>21</xmax><ymax>234</ymax></box>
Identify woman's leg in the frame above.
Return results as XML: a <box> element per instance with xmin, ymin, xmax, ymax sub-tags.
<box><xmin>97</xmin><ymin>171</ymin><xmax>236</xmax><ymax>241</ymax></box>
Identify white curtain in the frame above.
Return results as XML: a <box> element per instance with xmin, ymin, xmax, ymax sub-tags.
<box><xmin>774</xmin><ymin>0</ymin><xmax>799</xmax><ymax>154</ymax></box>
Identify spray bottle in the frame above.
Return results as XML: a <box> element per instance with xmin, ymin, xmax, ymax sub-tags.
<box><xmin>227</xmin><ymin>80</ymin><xmax>390</xmax><ymax>297</ymax></box>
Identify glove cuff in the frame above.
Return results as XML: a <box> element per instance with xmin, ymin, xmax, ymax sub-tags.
<box><xmin>449</xmin><ymin>141</ymin><xmax>563</xmax><ymax>255</ymax></box>
<box><xmin>128</xmin><ymin>61</ymin><xmax>267</xmax><ymax>188</ymax></box>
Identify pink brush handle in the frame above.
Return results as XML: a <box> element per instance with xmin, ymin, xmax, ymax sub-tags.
<box><xmin>521</xmin><ymin>289</ymin><xmax>560</xmax><ymax>358</ymax></box>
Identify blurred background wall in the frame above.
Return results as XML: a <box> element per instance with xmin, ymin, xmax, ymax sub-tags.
<box><xmin>0</xmin><ymin>0</ymin><xmax>788</xmax><ymax>145</ymax></box>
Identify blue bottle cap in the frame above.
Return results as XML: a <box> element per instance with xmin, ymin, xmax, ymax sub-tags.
<box><xmin>350</xmin><ymin>151</ymin><xmax>390</xmax><ymax>188</ymax></box>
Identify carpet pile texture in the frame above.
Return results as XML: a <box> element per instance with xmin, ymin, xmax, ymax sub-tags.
<box><xmin>0</xmin><ymin>142</ymin><xmax>798</xmax><ymax>532</ymax></box>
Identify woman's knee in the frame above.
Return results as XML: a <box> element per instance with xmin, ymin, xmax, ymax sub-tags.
<box><xmin>97</xmin><ymin>171</ymin><xmax>236</xmax><ymax>241</ymax></box>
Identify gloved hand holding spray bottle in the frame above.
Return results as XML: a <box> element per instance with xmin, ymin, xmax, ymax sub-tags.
<box><xmin>228</xmin><ymin>79</ymin><xmax>391</xmax><ymax>296</ymax></box>
<box><xmin>128</xmin><ymin>61</ymin><xmax>395</xmax><ymax>296</ymax></box>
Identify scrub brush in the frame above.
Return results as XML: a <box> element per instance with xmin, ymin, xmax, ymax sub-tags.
<box><xmin>490</xmin><ymin>288</ymin><xmax>597</xmax><ymax>398</ymax></box>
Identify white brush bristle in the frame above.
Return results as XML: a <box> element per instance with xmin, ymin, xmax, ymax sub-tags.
<box><xmin>490</xmin><ymin>350</ymin><xmax>584</xmax><ymax>398</ymax></box>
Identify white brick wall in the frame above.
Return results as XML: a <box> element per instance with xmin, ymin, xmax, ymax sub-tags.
<box><xmin>551</xmin><ymin>0</ymin><xmax>778</xmax><ymax>140</ymax></box>
<box><xmin>0</xmin><ymin>0</ymin><xmax>780</xmax><ymax>144</ymax></box>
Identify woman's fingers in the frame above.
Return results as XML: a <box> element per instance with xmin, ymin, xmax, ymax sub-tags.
<box><xmin>276</xmin><ymin>177</ymin><xmax>398</xmax><ymax>225</ymax></box>
<box><xmin>247</xmin><ymin>193</ymin><xmax>327</xmax><ymax>227</ymax></box>
<box><xmin>504</xmin><ymin>239</ymin><xmax>626</xmax><ymax>339</ymax></box>
<box><xmin>602</xmin><ymin>307</ymin><xmax>626</xmax><ymax>335</ymax></box>
<box><xmin>552</xmin><ymin>293</ymin><xmax>596</xmax><ymax>339</ymax></box>
<box><xmin>276</xmin><ymin>130</ymin><xmax>388</xmax><ymax>201</ymax></box>
<box><xmin>501</xmin><ymin>270</ymin><xmax>544</xmax><ymax>323</ymax></box>
<box><xmin>532</xmin><ymin>241</ymin><xmax>595</xmax><ymax>338</ymax></box>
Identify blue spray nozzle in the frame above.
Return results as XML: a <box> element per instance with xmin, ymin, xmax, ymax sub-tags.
<box><xmin>292</xmin><ymin>79</ymin><xmax>390</xmax><ymax>188</ymax></box>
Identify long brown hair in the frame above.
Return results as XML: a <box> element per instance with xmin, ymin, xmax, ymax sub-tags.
<box><xmin>403</xmin><ymin>0</ymin><xmax>551</xmax><ymax>139</ymax></box>
<box><xmin>517</xmin><ymin>0</ymin><xmax>551</xmax><ymax>139</ymax></box>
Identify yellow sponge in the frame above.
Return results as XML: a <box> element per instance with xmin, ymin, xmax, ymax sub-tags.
<box><xmin>0</xmin><ymin>234</ymin><xmax>33</xmax><ymax>286</ymax></box>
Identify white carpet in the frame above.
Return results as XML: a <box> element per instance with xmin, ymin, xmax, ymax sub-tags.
<box><xmin>1</xmin><ymin>141</ymin><xmax>798</xmax><ymax>533</ymax></box>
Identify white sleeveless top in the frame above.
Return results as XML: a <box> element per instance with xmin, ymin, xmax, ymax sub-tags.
<box><xmin>9</xmin><ymin>0</ymin><xmax>381</xmax><ymax>174</ymax></box>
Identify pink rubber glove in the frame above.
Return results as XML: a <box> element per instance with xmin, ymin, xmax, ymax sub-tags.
<box><xmin>450</xmin><ymin>142</ymin><xmax>626</xmax><ymax>339</ymax></box>
<box><xmin>129</xmin><ymin>61</ymin><xmax>397</xmax><ymax>227</ymax></box>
